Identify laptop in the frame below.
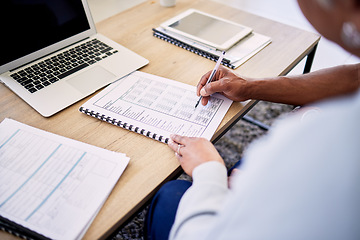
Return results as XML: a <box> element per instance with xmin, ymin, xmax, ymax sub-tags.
<box><xmin>0</xmin><ymin>0</ymin><xmax>149</xmax><ymax>117</ymax></box>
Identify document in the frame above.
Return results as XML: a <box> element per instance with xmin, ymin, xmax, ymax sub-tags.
<box><xmin>153</xmin><ymin>27</ymin><xmax>271</xmax><ymax>69</ymax></box>
<box><xmin>0</xmin><ymin>118</ymin><xmax>130</xmax><ymax>239</ymax></box>
<box><xmin>80</xmin><ymin>71</ymin><xmax>233</xmax><ymax>143</ymax></box>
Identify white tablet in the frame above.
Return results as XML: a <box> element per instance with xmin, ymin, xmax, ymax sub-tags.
<box><xmin>160</xmin><ymin>9</ymin><xmax>253</xmax><ymax>50</ymax></box>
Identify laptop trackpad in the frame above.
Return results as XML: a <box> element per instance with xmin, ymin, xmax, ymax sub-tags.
<box><xmin>66</xmin><ymin>66</ymin><xmax>115</xmax><ymax>94</ymax></box>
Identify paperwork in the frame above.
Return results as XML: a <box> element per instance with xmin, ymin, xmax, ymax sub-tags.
<box><xmin>153</xmin><ymin>27</ymin><xmax>271</xmax><ymax>69</ymax></box>
<box><xmin>0</xmin><ymin>118</ymin><xmax>130</xmax><ymax>239</ymax></box>
<box><xmin>80</xmin><ymin>71</ymin><xmax>233</xmax><ymax>143</ymax></box>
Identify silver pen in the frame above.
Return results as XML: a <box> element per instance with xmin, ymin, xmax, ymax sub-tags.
<box><xmin>195</xmin><ymin>51</ymin><xmax>226</xmax><ymax>108</ymax></box>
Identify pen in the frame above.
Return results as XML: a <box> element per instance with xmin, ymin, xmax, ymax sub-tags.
<box><xmin>195</xmin><ymin>51</ymin><xmax>226</xmax><ymax>108</ymax></box>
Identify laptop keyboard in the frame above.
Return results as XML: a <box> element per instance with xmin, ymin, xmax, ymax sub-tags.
<box><xmin>10</xmin><ymin>39</ymin><xmax>118</xmax><ymax>93</ymax></box>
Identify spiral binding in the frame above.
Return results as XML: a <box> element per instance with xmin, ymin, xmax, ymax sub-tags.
<box><xmin>79</xmin><ymin>107</ymin><xmax>169</xmax><ymax>144</ymax></box>
<box><xmin>0</xmin><ymin>226</ymin><xmax>32</xmax><ymax>240</ymax></box>
<box><xmin>153</xmin><ymin>31</ymin><xmax>235</xmax><ymax>69</ymax></box>
<box><xmin>0</xmin><ymin>227</ymin><xmax>26</xmax><ymax>240</ymax></box>
<box><xmin>0</xmin><ymin>215</ymin><xmax>47</xmax><ymax>240</ymax></box>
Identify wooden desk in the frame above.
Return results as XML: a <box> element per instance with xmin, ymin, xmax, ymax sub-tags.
<box><xmin>0</xmin><ymin>0</ymin><xmax>319</xmax><ymax>239</ymax></box>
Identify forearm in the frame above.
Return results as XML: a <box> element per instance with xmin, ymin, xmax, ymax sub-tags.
<box><xmin>245</xmin><ymin>64</ymin><xmax>360</xmax><ymax>106</ymax></box>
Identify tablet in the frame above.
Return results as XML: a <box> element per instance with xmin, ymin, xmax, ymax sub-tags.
<box><xmin>160</xmin><ymin>9</ymin><xmax>252</xmax><ymax>50</ymax></box>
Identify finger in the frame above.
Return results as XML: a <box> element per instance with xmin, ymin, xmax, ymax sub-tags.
<box><xmin>174</xmin><ymin>152</ymin><xmax>182</xmax><ymax>161</ymax></box>
<box><xmin>197</xmin><ymin>71</ymin><xmax>212</xmax><ymax>96</ymax></box>
<box><xmin>170</xmin><ymin>134</ymin><xmax>187</xmax><ymax>145</ymax></box>
<box><xmin>201</xmin><ymin>80</ymin><xmax>227</xmax><ymax>97</ymax></box>
<box><xmin>167</xmin><ymin>139</ymin><xmax>179</xmax><ymax>152</ymax></box>
<box><xmin>201</xmin><ymin>96</ymin><xmax>210</xmax><ymax>106</ymax></box>
<box><xmin>201</xmin><ymin>81</ymin><xmax>222</xmax><ymax>96</ymax></box>
<box><xmin>230</xmin><ymin>168</ymin><xmax>240</xmax><ymax>176</ymax></box>
<box><xmin>199</xmin><ymin>87</ymin><xmax>208</xmax><ymax>97</ymax></box>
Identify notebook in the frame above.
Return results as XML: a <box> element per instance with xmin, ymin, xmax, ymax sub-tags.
<box><xmin>153</xmin><ymin>9</ymin><xmax>271</xmax><ymax>69</ymax></box>
<box><xmin>0</xmin><ymin>118</ymin><xmax>130</xmax><ymax>240</ymax></box>
<box><xmin>79</xmin><ymin>71</ymin><xmax>233</xmax><ymax>143</ymax></box>
<box><xmin>0</xmin><ymin>0</ymin><xmax>149</xmax><ymax>117</ymax></box>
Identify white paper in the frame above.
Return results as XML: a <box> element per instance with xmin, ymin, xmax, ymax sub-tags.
<box><xmin>155</xmin><ymin>27</ymin><xmax>271</xmax><ymax>68</ymax></box>
<box><xmin>227</xmin><ymin>32</ymin><xmax>272</xmax><ymax>68</ymax></box>
<box><xmin>81</xmin><ymin>71</ymin><xmax>233</xmax><ymax>141</ymax></box>
<box><xmin>0</xmin><ymin>118</ymin><xmax>130</xmax><ymax>239</ymax></box>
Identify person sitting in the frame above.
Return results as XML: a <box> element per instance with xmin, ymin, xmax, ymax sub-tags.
<box><xmin>145</xmin><ymin>0</ymin><xmax>360</xmax><ymax>239</ymax></box>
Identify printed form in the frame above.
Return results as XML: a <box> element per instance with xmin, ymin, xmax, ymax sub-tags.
<box><xmin>82</xmin><ymin>71</ymin><xmax>233</xmax><ymax>140</ymax></box>
<box><xmin>0</xmin><ymin>118</ymin><xmax>130</xmax><ymax>239</ymax></box>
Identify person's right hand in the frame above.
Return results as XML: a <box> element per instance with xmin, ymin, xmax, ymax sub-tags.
<box><xmin>196</xmin><ymin>66</ymin><xmax>251</xmax><ymax>106</ymax></box>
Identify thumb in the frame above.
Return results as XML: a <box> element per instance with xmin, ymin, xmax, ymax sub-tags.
<box><xmin>200</xmin><ymin>81</ymin><xmax>223</xmax><ymax>96</ymax></box>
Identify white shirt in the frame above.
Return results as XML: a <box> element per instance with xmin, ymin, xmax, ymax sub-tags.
<box><xmin>169</xmin><ymin>90</ymin><xmax>360</xmax><ymax>240</ymax></box>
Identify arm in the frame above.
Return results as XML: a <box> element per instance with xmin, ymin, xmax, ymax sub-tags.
<box><xmin>197</xmin><ymin>63</ymin><xmax>360</xmax><ymax>106</ymax></box>
<box><xmin>167</xmin><ymin>100</ymin><xmax>360</xmax><ymax>239</ymax></box>
<box><xmin>167</xmin><ymin>135</ymin><xmax>229</xmax><ymax>240</ymax></box>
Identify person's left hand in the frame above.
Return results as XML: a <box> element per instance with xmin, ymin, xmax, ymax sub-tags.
<box><xmin>168</xmin><ymin>134</ymin><xmax>224</xmax><ymax>177</ymax></box>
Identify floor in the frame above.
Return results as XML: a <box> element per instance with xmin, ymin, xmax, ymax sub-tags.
<box><xmin>87</xmin><ymin>0</ymin><xmax>359</xmax><ymax>74</ymax></box>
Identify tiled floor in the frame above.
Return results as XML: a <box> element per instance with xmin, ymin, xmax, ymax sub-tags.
<box><xmin>88</xmin><ymin>0</ymin><xmax>359</xmax><ymax>74</ymax></box>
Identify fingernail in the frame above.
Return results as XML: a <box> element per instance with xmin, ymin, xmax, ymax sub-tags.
<box><xmin>200</xmin><ymin>88</ymin><xmax>206</xmax><ymax>96</ymax></box>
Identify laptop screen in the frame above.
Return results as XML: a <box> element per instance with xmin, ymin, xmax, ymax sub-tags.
<box><xmin>1</xmin><ymin>0</ymin><xmax>90</xmax><ymax>66</ymax></box>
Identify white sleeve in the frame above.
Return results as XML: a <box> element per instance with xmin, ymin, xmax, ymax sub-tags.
<box><xmin>170</xmin><ymin>92</ymin><xmax>360</xmax><ymax>240</ymax></box>
<box><xmin>169</xmin><ymin>161</ymin><xmax>228</xmax><ymax>240</ymax></box>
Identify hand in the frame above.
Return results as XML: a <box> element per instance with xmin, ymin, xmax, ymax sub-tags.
<box><xmin>168</xmin><ymin>134</ymin><xmax>224</xmax><ymax>177</ymax></box>
<box><xmin>196</xmin><ymin>65</ymin><xmax>251</xmax><ymax>106</ymax></box>
<box><xmin>228</xmin><ymin>168</ymin><xmax>240</xmax><ymax>189</ymax></box>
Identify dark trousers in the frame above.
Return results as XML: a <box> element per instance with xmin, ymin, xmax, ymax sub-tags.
<box><xmin>144</xmin><ymin>180</ymin><xmax>192</xmax><ymax>240</ymax></box>
<box><xmin>144</xmin><ymin>159</ymin><xmax>242</xmax><ymax>240</ymax></box>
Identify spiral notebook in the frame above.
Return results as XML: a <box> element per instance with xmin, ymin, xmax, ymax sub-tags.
<box><xmin>79</xmin><ymin>71</ymin><xmax>233</xmax><ymax>143</ymax></box>
<box><xmin>0</xmin><ymin>118</ymin><xmax>130</xmax><ymax>240</ymax></box>
<box><xmin>152</xmin><ymin>27</ymin><xmax>271</xmax><ymax>69</ymax></box>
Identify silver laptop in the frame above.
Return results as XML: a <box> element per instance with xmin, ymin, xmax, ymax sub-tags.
<box><xmin>0</xmin><ymin>0</ymin><xmax>148</xmax><ymax>117</ymax></box>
